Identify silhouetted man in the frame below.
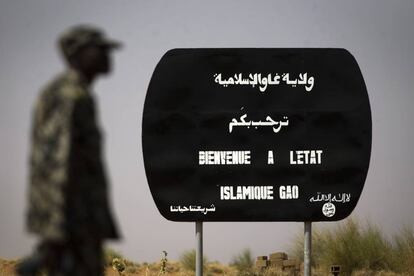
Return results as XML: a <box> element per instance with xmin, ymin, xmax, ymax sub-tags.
<box><xmin>18</xmin><ymin>25</ymin><xmax>121</xmax><ymax>276</ymax></box>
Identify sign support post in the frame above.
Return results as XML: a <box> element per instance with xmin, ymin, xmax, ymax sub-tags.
<box><xmin>196</xmin><ymin>221</ymin><xmax>203</xmax><ymax>276</ymax></box>
<box><xmin>304</xmin><ymin>221</ymin><xmax>312</xmax><ymax>276</ymax></box>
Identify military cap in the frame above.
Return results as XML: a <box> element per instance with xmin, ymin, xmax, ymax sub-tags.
<box><xmin>59</xmin><ymin>24</ymin><xmax>121</xmax><ymax>58</ymax></box>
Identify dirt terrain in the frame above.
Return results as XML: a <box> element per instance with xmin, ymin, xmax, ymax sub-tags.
<box><xmin>0</xmin><ymin>258</ymin><xmax>238</xmax><ymax>276</ymax></box>
<box><xmin>0</xmin><ymin>258</ymin><xmax>408</xmax><ymax>276</ymax></box>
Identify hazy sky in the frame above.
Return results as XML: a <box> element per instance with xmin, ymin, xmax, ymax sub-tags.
<box><xmin>1</xmin><ymin>0</ymin><xmax>413</xmax><ymax>263</ymax></box>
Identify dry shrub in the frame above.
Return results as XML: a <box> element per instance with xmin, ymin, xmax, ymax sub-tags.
<box><xmin>352</xmin><ymin>269</ymin><xmax>407</xmax><ymax>276</ymax></box>
<box><xmin>208</xmin><ymin>262</ymin><xmax>225</xmax><ymax>274</ymax></box>
<box><xmin>254</xmin><ymin>266</ymin><xmax>290</xmax><ymax>276</ymax></box>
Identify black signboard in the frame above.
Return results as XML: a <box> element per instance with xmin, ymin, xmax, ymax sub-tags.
<box><xmin>142</xmin><ymin>48</ymin><xmax>371</xmax><ymax>222</ymax></box>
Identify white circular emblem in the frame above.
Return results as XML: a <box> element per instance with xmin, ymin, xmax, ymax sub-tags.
<box><xmin>322</xmin><ymin>202</ymin><xmax>336</xmax><ymax>217</ymax></box>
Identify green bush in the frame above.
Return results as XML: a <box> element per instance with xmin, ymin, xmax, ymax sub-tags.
<box><xmin>317</xmin><ymin>219</ymin><xmax>394</xmax><ymax>273</ymax></box>
<box><xmin>180</xmin><ymin>249</ymin><xmax>208</xmax><ymax>271</ymax></box>
<box><xmin>392</xmin><ymin>226</ymin><xmax>414</xmax><ymax>275</ymax></box>
<box><xmin>230</xmin><ymin>248</ymin><xmax>254</xmax><ymax>274</ymax></box>
<box><xmin>290</xmin><ymin>218</ymin><xmax>414</xmax><ymax>275</ymax></box>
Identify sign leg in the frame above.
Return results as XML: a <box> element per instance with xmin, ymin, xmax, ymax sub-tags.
<box><xmin>304</xmin><ymin>221</ymin><xmax>312</xmax><ymax>276</ymax></box>
<box><xmin>196</xmin><ymin>221</ymin><xmax>203</xmax><ymax>276</ymax></box>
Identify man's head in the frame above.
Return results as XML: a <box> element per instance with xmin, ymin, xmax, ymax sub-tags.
<box><xmin>59</xmin><ymin>25</ymin><xmax>121</xmax><ymax>78</ymax></box>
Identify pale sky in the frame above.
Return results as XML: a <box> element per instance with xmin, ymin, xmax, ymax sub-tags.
<box><xmin>0</xmin><ymin>0</ymin><xmax>413</xmax><ymax>263</ymax></box>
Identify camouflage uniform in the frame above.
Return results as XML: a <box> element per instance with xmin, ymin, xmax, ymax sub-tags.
<box><xmin>26</xmin><ymin>69</ymin><xmax>119</xmax><ymax>275</ymax></box>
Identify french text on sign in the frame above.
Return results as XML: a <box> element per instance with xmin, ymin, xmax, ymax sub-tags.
<box><xmin>279</xmin><ymin>185</ymin><xmax>299</xmax><ymax>199</ymax></box>
<box><xmin>220</xmin><ymin>186</ymin><xmax>274</xmax><ymax>200</ymax></box>
<box><xmin>290</xmin><ymin>150</ymin><xmax>323</xmax><ymax>165</ymax></box>
<box><xmin>199</xmin><ymin>151</ymin><xmax>251</xmax><ymax>165</ymax></box>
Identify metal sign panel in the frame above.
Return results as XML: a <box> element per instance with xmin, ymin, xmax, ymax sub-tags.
<box><xmin>142</xmin><ymin>48</ymin><xmax>371</xmax><ymax>222</ymax></box>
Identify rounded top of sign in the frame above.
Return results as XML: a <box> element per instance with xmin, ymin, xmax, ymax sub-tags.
<box><xmin>143</xmin><ymin>48</ymin><xmax>371</xmax><ymax>222</ymax></box>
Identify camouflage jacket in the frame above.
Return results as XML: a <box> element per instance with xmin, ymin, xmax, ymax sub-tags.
<box><xmin>27</xmin><ymin>70</ymin><xmax>119</xmax><ymax>241</ymax></box>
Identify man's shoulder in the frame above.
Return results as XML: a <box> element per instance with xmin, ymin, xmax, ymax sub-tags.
<box><xmin>41</xmin><ymin>72</ymin><xmax>89</xmax><ymax>102</ymax></box>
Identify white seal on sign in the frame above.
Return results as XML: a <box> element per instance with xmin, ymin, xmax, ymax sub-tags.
<box><xmin>322</xmin><ymin>202</ymin><xmax>336</xmax><ymax>217</ymax></box>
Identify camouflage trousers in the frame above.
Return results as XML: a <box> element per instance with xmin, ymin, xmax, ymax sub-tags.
<box><xmin>34</xmin><ymin>238</ymin><xmax>104</xmax><ymax>276</ymax></box>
